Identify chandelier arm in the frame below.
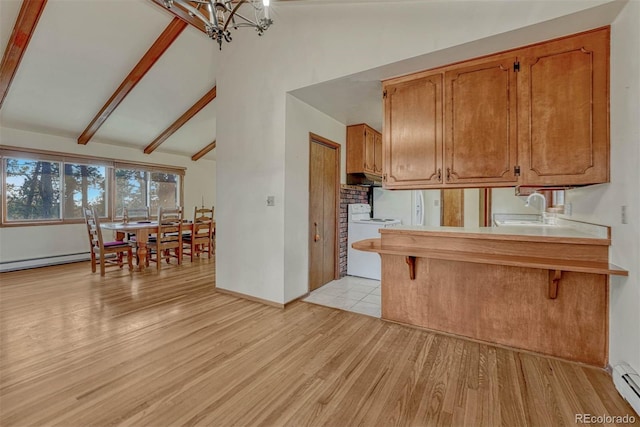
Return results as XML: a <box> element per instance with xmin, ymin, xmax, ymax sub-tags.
<box><xmin>228</xmin><ymin>11</ymin><xmax>260</xmax><ymax>26</ymax></box>
<box><xmin>222</xmin><ymin>0</ymin><xmax>249</xmax><ymax>31</ymax></box>
<box><xmin>171</xmin><ymin>0</ymin><xmax>217</xmax><ymax>27</ymax></box>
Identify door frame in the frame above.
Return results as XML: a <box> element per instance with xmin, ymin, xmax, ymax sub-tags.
<box><xmin>308</xmin><ymin>132</ymin><xmax>341</xmax><ymax>290</ymax></box>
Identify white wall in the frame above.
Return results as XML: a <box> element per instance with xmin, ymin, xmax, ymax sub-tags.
<box><xmin>0</xmin><ymin>126</ymin><xmax>216</xmax><ymax>266</ymax></box>
<box><xmin>562</xmin><ymin>1</ymin><xmax>640</xmax><ymax>374</ymax></box>
<box><xmin>216</xmin><ymin>0</ymin><xmax>617</xmax><ymax>305</ymax></box>
<box><xmin>463</xmin><ymin>189</ymin><xmax>480</xmax><ymax>227</ymax></box>
<box><xmin>423</xmin><ymin>190</ymin><xmax>442</xmax><ymax>227</ymax></box>
<box><xmin>283</xmin><ymin>95</ymin><xmax>346</xmax><ymax>303</ymax></box>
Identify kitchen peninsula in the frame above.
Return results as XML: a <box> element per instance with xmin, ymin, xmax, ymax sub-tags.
<box><xmin>352</xmin><ymin>220</ymin><xmax>627</xmax><ymax>366</ymax></box>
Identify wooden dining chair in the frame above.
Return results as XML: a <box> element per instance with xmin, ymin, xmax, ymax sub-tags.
<box><xmin>83</xmin><ymin>206</ymin><xmax>133</xmax><ymax>276</ymax></box>
<box><xmin>183</xmin><ymin>206</ymin><xmax>214</xmax><ymax>262</ymax></box>
<box><xmin>147</xmin><ymin>206</ymin><xmax>183</xmax><ymax>271</ymax></box>
<box><xmin>124</xmin><ymin>206</ymin><xmax>150</xmax><ymax>223</ymax></box>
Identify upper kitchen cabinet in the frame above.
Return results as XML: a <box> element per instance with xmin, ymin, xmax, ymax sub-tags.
<box><xmin>383</xmin><ymin>72</ymin><xmax>443</xmax><ymax>189</ymax></box>
<box><xmin>518</xmin><ymin>27</ymin><xmax>610</xmax><ymax>186</ymax></box>
<box><xmin>444</xmin><ymin>55</ymin><xmax>518</xmax><ymax>185</ymax></box>
<box><xmin>347</xmin><ymin>124</ymin><xmax>383</xmax><ymax>177</ymax></box>
<box><xmin>381</xmin><ymin>26</ymin><xmax>610</xmax><ymax>189</ymax></box>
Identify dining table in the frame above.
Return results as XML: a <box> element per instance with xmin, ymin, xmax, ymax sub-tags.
<box><xmin>100</xmin><ymin>220</ymin><xmax>197</xmax><ymax>272</ymax></box>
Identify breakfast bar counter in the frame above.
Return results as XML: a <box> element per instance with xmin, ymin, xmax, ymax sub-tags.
<box><xmin>352</xmin><ymin>220</ymin><xmax>627</xmax><ymax>366</ymax></box>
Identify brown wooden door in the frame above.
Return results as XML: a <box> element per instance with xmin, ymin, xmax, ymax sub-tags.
<box><xmin>384</xmin><ymin>73</ymin><xmax>443</xmax><ymax>188</ymax></box>
<box><xmin>518</xmin><ymin>28</ymin><xmax>610</xmax><ymax>185</ymax></box>
<box><xmin>444</xmin><ymin>56</ymin><xmax>518</xmax><ymax>185</ymax></box>
<box><xmin>441</xmin><ymin>189</ymin><xmax>464</xmax><ymax>227</ymax></box>
<box><xmin>309</xmin><ymin>135</ymin><xmax>339</xmax><ymax>291</ymax></box>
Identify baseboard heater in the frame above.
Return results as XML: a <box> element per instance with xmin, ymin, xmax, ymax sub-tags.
<box><xmin>0</xmin><ymin>252</ymin><xmax>90</xmax><ymax>272</ymax></box>
<box><xmin>613</xmin><ymin>362</ymin><xmax>640</xmax><ymax>416</ymax></box>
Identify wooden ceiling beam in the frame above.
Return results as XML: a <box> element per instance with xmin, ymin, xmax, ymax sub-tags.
<box><xmin>77</xmin><ymin>18</ymin><xmax>187</xmax><ymax>145</ymax></box>
<box><xmin>148</xmin><ymin>0</ymin><xmax>207</xmax><ymax>35</ymax></box>
<box><xmin>191</xmin><ymin>140</ymin><xmax>216</xmax><ymax>161</ymax></box>
<box><xmin>0</xmin><ymin>0</ymin><xmax>48</xmax><ymax>110</ymax></box>
<box><xmin>144</xmin><ymin>86</ymin><xmax>217</xmax><ymax>154</ymax></box>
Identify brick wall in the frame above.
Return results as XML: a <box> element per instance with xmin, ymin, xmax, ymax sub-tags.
<box><xmin>339</xmin><ymin>184</ymin><xmax>370</xmax><ymax>277</ymax></box>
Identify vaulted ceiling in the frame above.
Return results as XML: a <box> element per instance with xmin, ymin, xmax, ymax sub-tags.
<box><xmin>0</xmin><ymin>0</ymin><xmax>219</xmax><ymax>160</ymax></box>
<box><xmin>4</xmin><ymin>0</ymin><xmax>620</xmax><ymax>163</ymax></box>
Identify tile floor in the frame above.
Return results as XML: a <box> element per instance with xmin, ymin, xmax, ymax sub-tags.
<box><xmin>303</xmin><ymin>275</ymin><xmax>381</xmax><ymax>318</ymax></box>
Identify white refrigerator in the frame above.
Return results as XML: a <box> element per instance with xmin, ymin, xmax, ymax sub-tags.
<box><xmin>373</xmin><ymin>188</ymin><xmax>441</xmax><ymax>226</ymax></box>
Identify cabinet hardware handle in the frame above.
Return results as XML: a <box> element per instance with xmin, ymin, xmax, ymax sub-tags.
<box><xmin>437</xmin><ymin>168</ymin><xmax>442</xmax><ymax>182</ymax></box>
<box><xmin>314</xmin><ymin>222</ymin><xmax>320</xmax><ymax>242</ymax></box>
<box><xmin>446</xmin><ymin>167</ymin><xmax>451</xmax><ymax>182</ymax></box>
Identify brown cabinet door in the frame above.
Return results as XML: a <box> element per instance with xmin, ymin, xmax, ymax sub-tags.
<box><xmin>346</xmin><ymin>125</ymin><xmax>363</xmax><ymax>174</ymax></box>
<box><xmin>384</xmin><ymin>73</ymin><xmax>443</xmax><ymax>188</ymax></box>
<box><xmin>364</xmin><ymin>127</ymin><xmax>376</xmax><ymax>174</ymax></box>
<box><xmin>444</xmin><ymin>56</ymin><xmax>518</xmax><ymax>185</ymax></box>
<box><xmin>373</xmin><ymin>132</ymin><xmax>382</xmax><ymax>174</ymax></box>
<box><xmin>518</xmin><ymin>28</ymin><xmax>610</xmax><ymax>185</ymax></box>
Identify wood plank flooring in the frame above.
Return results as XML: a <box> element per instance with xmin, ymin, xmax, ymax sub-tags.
<box><xmin>0</xmin><ymin>260</ymin><xmax>637</xmax><ymax>426</ymax></box>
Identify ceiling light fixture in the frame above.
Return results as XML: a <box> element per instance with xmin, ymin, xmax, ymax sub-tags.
<box><xmin>162</xmin><ymin>0</ymin><xmax>273</xmax><ymax>50</ymax></box>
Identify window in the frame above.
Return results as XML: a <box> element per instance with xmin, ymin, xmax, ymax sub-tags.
<box><xmin>5</xmin><ymin>158</ymin><xmax>61</xmax><ymax>221</ymax></box>
<box><xmin>63</xmin><ymin>163</ymin><xmax>108</xmax><ymax>218</ymax></box>
<box><xmin>150</xmin><ymin>172</ymin><xmax>180</xmax><ymax>214</ymax></box>
<box><xmin>1</xmin><ymin>148</ymin><xmax>184</xmax><ymax>225</ymax></box>
<box><xmin>115</xmin><ymin>169</ymin><xmax>181</xmax><ymax>217</ymax></box>
<box><xmin>115</xmin><ymin>169</ymin><xmax>147</xmax><ymax>215</ymax></box>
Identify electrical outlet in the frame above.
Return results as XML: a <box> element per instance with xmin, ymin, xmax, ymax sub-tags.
<box><xmin>267</xmin><ymin>196</ymin><xmax>275</xmax><ymax>207</ymax></box>
<box><xmin>621</xmin><ymin>205</ymin><xmax>628</xmax><ymax>224</ymax></box>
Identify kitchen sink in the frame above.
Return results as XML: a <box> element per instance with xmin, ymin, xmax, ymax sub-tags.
<box><xmin>492</xmin><ymin>213</ymin><xmax>558</xmax><ymax>227</ymax></box>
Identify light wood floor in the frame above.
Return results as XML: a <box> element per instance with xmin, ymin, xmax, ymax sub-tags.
<box><xmin>0</xmin><ymin>260</ymin><xmax>637</xmax><ymax>426</ymax></box>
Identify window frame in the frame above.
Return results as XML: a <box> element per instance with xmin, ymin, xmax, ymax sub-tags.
<box><xmin>0</xmin><ymin>146</ymin><xmax>185</xmax><ymax>227</ymax></box>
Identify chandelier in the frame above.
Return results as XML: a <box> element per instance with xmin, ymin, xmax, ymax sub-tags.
<box><xmin>162</xmin><ymin>0</ymin><xmax>273</xmax><ymax>49</ymax></box>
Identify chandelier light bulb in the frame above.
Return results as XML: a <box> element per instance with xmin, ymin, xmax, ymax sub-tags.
<box><xmin>216</xmin><ymin>7</ymin><xmax>225</xmax><ymax>27</ymax></box>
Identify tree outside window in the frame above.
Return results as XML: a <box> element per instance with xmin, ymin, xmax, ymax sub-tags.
<box><xmin>115</xmin><ymin>169</ymin><xmax>147</xmax><ymax>216</ymax></box>
<box><xmin>150</xmin><ymin>172</ymin><xmax>179</xmax><ymax>214</ymax></box>
<box><xmin>115</xmin><ymin>169</ymin><xmax>180</xmax><ymax>217</ymax></box>
<box><xmin>5</xmin><ymin>158</ymin><xmax>61</xmax><ymax>221</ymax></box>
<box><xmin>64</xmin><ymin>164</ymin><xmax>107</xmax><ymax>218</ymax></box>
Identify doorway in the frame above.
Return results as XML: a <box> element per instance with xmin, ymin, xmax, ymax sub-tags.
<box><xmin>308</xmin><ymin>133</ymin><xmax>340</xmax><ymax>291</ymax></box>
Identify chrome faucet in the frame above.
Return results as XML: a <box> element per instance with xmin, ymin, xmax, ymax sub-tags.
<box><xmin>525</xmin><ymin>191</ymin><xmax>556</xmax><ymax>224</ymax></box>
<box><xmin>525</xmin><ymin>191</ymin><xmax>546</xmax><ymax>209</ymax></box>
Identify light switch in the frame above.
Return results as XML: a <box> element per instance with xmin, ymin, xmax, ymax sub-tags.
<box><xmin>267</xmin><ymin>196</ymin><xmax>275</xmax><ymax>206</ymax></box>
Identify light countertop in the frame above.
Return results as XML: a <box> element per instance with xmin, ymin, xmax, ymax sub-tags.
<box><xmin>380</xmin><ymin>222</ymin><xmax>610</xmax><ymax>245</ymax></box>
